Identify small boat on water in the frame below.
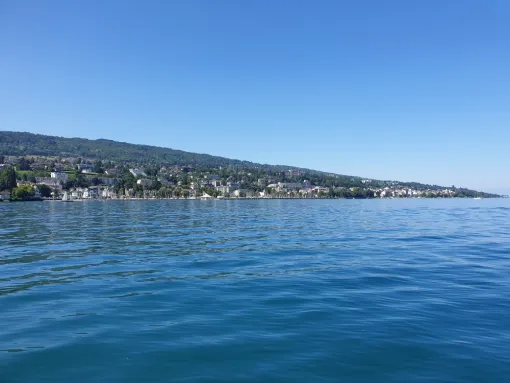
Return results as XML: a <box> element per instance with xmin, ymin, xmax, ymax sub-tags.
<box><xmin>474</xmin><ymin>197</ymin><xmax>482</xmax><ymax>200</ymax></box>
<box><xmin>200</xmin><ymin>193</ymin><xmax>214</xmax><ymax>200</ymax></box>
<box><xmin>61</xmin><ymin>191</ymin><xmax>73</xmax><ymax>202</ymax></box>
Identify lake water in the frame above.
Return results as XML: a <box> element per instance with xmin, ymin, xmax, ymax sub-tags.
<box><xmin>1</xmin><ymin>199</ymin><xmax>510</xmax><ymax>382</ymax></box>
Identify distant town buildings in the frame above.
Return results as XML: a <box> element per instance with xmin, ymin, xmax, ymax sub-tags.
<box><xmin>84</xmin><ymin>175</ymin><xmax>117</xmax><ymax>185</ymax></box>
<box><xmin>130</xmin><ymin>168</ymin><xmax>147</xmax><ymax>177</ymax></box>
<box><xmin>105</xmin><ymin>169</ymin><xmax>119</xmax><ymax>176</ymax></box>
<box><xmin>35</xmin><ymin>177</ymin><xmax>62</xmax><ymax>190</ymax></box>
<box><xmin>77</xmin><ymin>164</ymin><xmax>93</xmax><ymax>172</ymax></box>
<box><xmin>137</xmin><ymin>178</ymin><xmax>153</xmax><ymax>187</ymax></box>
<box><xmin>51</xmin><ymin>172</ymin><xmax>69</xmax><ymax>183</ymax></box>
<box><xmin>0</xmin><ymin>154</ymin><xmax>497</xmax><ymax>200</ymax></box>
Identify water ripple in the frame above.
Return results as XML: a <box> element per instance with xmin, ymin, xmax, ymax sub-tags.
<box><xmin>1</xmin><ymin>199</ymin><xmax>510</xmax><ymax>382</ymax></box>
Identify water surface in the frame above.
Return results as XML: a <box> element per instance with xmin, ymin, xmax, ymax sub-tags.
<box><xmin>1</xmin><ymin>199</ymin><xmax>510</xmax><ymax>382</ymax></box>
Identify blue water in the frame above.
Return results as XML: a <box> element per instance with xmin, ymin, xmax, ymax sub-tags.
<box><xmin>1</xmin><ymin>199</ymin><xmax>510</xmax><ymax>382</ymax></box>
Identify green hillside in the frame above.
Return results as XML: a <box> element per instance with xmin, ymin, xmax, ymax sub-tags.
<box><xmin>0</xmin><ymin>131</ymin><xmax>501</xmax><ymax>198</ymax></box>
<box><xmin>0</xmin><ymin>131</ymin><xmax>293</xmax><ymax>170</ymax></box>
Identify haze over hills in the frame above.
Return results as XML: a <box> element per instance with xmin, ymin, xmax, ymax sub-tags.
<box><xmin>0</xmin><ymin>131</ymin><xmax>501</xmax><ymax>197</ymax></box>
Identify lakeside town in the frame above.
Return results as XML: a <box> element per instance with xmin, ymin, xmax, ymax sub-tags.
<box><xmin>0</xmin><ymin>155</ymin><xmax>504</xmax><ymax>201</ymax></box>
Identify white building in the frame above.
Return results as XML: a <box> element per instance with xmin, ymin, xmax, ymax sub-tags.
<box><xmin>50</xmin><ymin>172</ymin><xmax>69</xmax><ymax>183</ymax></box>
<box><xmin>71</xmin><ymin>188</ymin><xmax>85</xmax><ymax>199</ymax></box>
<box><xmin>284</xmin><ymin>169</ymin><xmax>302</xmax><ymax>177</ymax></box>
<box><xmin>267</xmin><ymin>182</ymin><xmax>303</xmax><ymax>192</ymax></box>
<box><xmin>201</xmin><ymin>192</ymin><xmax>214</xmax><ymax>200</ymax></box>
<box><xmin>216</xmin><ymin>185</ymin><xmax>232</xmax><ymax>195</ymax></box>
<box><xmin>83</xmin><ymin>188</ymin><xmax>99</xmax><ymax>199</ymax></box>
<box><xmin>101</xmin><ymin>188</ymin><xmax>117</xmax><ymax>199</ymax></box>
<box><xmin>137</xmin><ymin>178</ymin><xmax>153</xmax><ymax>187</ymax></box>
<box><xmin>130</xmin><ymin>168</ymin><xmax>147</xmax><ymax>177</ymax></box>
<box><xmin>232</xmin><ymin>189</ymin><xmax>255</xmax><ymax>198</ymax></box>
<box><xmin>77</xmin><ymin>164</ymin><xmax>92</xmax><ymax>172</ymax></box>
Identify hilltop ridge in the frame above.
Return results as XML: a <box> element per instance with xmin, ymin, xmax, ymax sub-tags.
<box><xmin>0</xmin><ymin>131</ymin><xmax>310</xmax><ymax>172</ymax></box>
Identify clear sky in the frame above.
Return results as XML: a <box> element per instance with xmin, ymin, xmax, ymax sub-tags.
<box><xmin>1</xmin><ymin>1</ymin><xmax>509</xmax><ymax>193</ymax></box>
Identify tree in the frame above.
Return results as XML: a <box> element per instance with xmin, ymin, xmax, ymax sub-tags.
<box><xmin>18</xmin><ymin>157</ymin><xmax>31</xmax><ymax>170</ymax></box>
<box><xmin>0</xmin><ymin>155</ymin><xmax>4</xmax><ymax>163</ymax></box>
<box><xmin>5</xmin><ymin>168</ymin><xmax>17</xmax><ymax>191</ymax></box>
<box><xmin>145</xmin><ymin>166</ymin><xmax>159</xmax><ymax>177</ymax></box>
<box><xmin>12</xmin><ymin>185</ymin><xmax>35</xmax><ymax>200</ymax></box>
<box><xmin>75</xmin><ymin>175</ymin><xmax>89</xmax><ymax>188</ymax></box>
<box><xmin>104</xmin><ymin>161</ymin><xmax>114</xmax><ymax>169</ymax></box>
<box><xmin>64</xmin><ymin>180</ymin><xmax>75</xmax><ymax>190</ymax></box>
<box><xmin>157</xmin><ymin>187</ymin><xmax>170</xmax><ymax>198</ymax></box>
<box><xmin>92</xmin><ymin>160</ymin><xmax>104</xmax><ymax>174</ymax></box>
<box><xmin>0</xmin><ymin>171</ymin><xmax>5</xmax><ymax>191</ymax></box>
<box><xmin>38</xmin><ymin>184</ymin><xmax>52</xmax><ymax>198</ymax></box>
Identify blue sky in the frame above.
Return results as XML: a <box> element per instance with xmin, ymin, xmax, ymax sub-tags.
<box><xmin>1</xmin><ymin>1</ymin><xmax>509</xmax><ymax>193</ymax></box>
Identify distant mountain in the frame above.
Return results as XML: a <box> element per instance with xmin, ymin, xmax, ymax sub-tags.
<box><xmin>0</xmin><ymin>131</ymin><xmax>299</xmax><ymax>171</ymax></box>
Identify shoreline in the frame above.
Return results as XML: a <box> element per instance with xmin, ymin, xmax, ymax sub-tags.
<box><xmin>31</xmin><ymin>196</ymin><xmax>502</xmax><ymax>202</ymax></box>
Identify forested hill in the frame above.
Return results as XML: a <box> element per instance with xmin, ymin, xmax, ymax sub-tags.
<box><xmin>0</xmin><ymin>131</ymin><xmax>297</xmax><ymax>171</ymax></box>
<box><xmin>0</xmin><ymin>131</ymin><xmax>502</xmax><ymax>198</ymax></box>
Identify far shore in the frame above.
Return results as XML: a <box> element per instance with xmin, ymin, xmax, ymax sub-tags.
<box><xmin>1</xmin><ymin>196</ymin><xmax>500</xmax><ymax>203</ymax></box>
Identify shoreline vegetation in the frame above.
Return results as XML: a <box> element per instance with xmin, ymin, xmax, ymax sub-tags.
<box><xmin>1</xmin><ymin>196</ymin><xmax>504</xmax><ymax>203</ymax></box>
<box><xmin>0</xmin><ymin>131</ymin><xmax>504</xmax><ymax>202</ymax></box>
